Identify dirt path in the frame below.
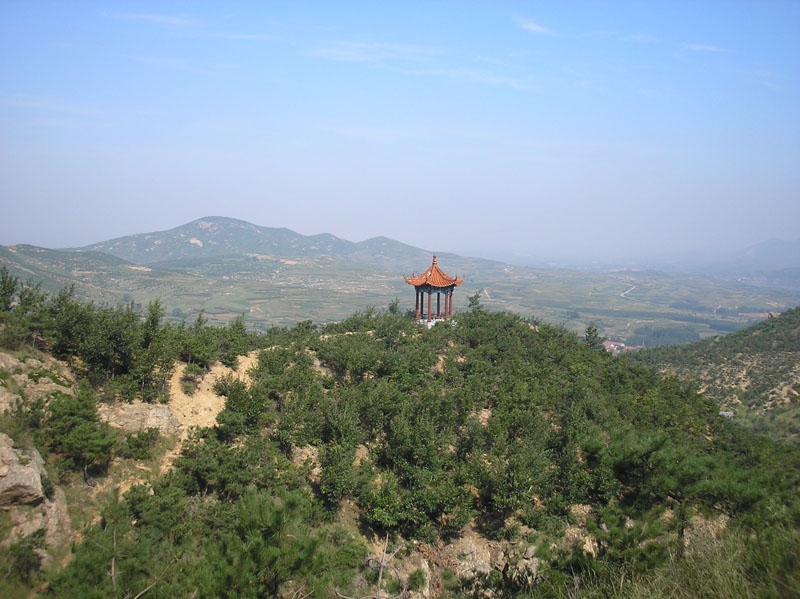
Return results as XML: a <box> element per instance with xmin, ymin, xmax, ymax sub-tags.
<box><xmin>159</xmin><ymin>349</ymin><xmax>261</xmax><ymax>472</ymax></box>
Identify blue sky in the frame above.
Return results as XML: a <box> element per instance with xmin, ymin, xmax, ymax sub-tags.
<box><xmin>1</xmin><ymin>1</ymin><xmax>798</xmax><ymax>263</ymax></box>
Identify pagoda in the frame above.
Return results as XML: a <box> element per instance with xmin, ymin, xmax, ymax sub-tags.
<box><xmin>403</xmin><ymin>255</ymin><xmax>464</xmax><ymax>323</ymax></box>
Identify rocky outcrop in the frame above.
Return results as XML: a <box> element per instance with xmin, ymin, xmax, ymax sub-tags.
<box><xmin>98</xmin><ymin>401</ymin><xmax>181</xmax><ymax>435</ymax></box>
<box><xmin>442</xmin><ymin>526</ymin><xmax>494</xmax><ymax>580</ymax></box>
<box><xmin>6</xmin><ymin>487</ymin><xmax>70</xmax><ymax>544</ymax></box>
<box><xmin>0</xmin><ymin>352</ymin><xmax>25</xmax><ymax>373</ymax></box>
<box><xmin>0</xmin><ymin>385</ymin><xmax>22</xmax><ymax>413</ymax></box>
<box><xmin>0</xmin><ymin>351</ymin><xmax>75</xmax><ymax>409</ymax></box>
<box><xmin>291</xmin><ymin>445</ymin><xmax>321</xmax><ymax>484</ymax></box>
<box><xmin>0</xmin><ymin>433</ymin><xmax>46</xmax><ymax>508</ymax></box>
<box><xmin>509</xmin><ymin>545</ymin><xmax>542</xmax><ymax>587</ymax></box>
<box><xmin>0</xmin><ymin>432</ymin><xmax>71</xmax><ymax>568</ymax></box>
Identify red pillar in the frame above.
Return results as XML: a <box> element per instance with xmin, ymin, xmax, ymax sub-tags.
<box><xmin>444</xmin><ymin>291</ymin><xmax>449</xmax><ymax>320</ymax></box>
<box><xmin>415</xmin><ymin>289</ymin><xmax>420</xmax><ymax>320</ymax></box>
<box><xmin>447</xmin><ymin>291</ymin><xmax>452</xmax><ymax>319</ymax></box>
<box><xmin>437</xmin><ymin>292</ymin><xmax>441</xmax><ymax>319</ymax></box>
<box><xmin>427</xmin><ymin>290</ymin><xmax>432</xmax><ymax>322</ymax></box>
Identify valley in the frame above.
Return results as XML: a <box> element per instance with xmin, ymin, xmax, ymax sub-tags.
<box><xmin>2</xmin><ymin>217</ymin><xmax>797</xmax><ymax>346</ymax></box>
<box><xmin>629</xmin><ymin>305</ymin><xmax>800</xmax><ymax>446</ymax></box>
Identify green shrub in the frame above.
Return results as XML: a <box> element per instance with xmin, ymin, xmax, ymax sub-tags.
<box><xmin>117</xmin><ymin>428</ymin><xmax>160</xmax><ymax>461</ymax></box>
<box><xmin>8</xmin><ymin>529</ymin><xmax>45</xmax><ymax>582</ymax></box>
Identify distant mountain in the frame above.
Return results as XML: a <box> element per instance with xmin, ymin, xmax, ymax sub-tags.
<box><xmin>3</xmin><ymin>217</ymin><xmax>800</xmax><ymax>339</ymax></box>
<box><xmin>727</xmin><ymin>237</ymin><xmax>800</xmax><ymax>271</ymax></box>
<box><xmin>628</xmin><ymin>305</ymin><xmax>800</xmax><ymax>445</ymax></box>
<box><xmin>687</xmin><ymin>237</ymin><xmax>800</xmax><ymax>289</ymax></box>
<box><xmin>76</xmin><ymin>216</ymin><xmax>473</xmax><ymax>275</ymax></box>
<box><xmin>77</xmin><ymin>216</ymin><xmax>354</xmax><ymax>264</ymax></box>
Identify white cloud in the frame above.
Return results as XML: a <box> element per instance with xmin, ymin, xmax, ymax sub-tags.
<box><xmin>683</xmin><ymin>43</ymin><xmax>727</xmax><ymax>52</ymax></box>
<box><xmin>116</xmin><ymin>13</ymin><xmax>198</xmax><ymax>27</ymax></box>
<box><xmin>518</xmin><ymin>19</ymin><xmax>553</xmax><ymax>35</ymax></box>
<box><xmin>626</xmin><ymin>33</ymin><xmax>661</xmax><ymax>43</ymax></box>
<box><xmin>309</xmin><ymin>41</ymin><xmax>440</xmax><ymax>62</ymax></box>
<box><xmin>397</xmin><ymin>67</ymin><xmax>534</xmax><ymax>91</ymax></box>
<box><xmin>202</xmin><ymin>33</ymin><xmax>276</xmax><ymax>41</ymax></box>
<box><xmin>134</xmin><ymin>56</ymin><xmax>240</xmax><ymax>75</ymax></box>
<box><xmin>1</xmin><ymin>94</ymin><xmax>102</xmax><ymax>116</ymax></box>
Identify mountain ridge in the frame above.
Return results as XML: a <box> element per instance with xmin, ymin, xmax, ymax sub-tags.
<box><xmin>3</xmin><ymin>217</ymin><xmax>799</xmax><ymax>341</ymax></box>
<box><xmin>628</xmin><ymin>305</ymin><xmax>800</xmax><ymax>445</ymax></box>
<box><xmin>74</xmin><ymin>216</ymin><xmax>481</xmax><ymax>276</ymax></box>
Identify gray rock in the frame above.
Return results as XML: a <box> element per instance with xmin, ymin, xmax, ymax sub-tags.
<box><xmin>0</xmin><ymin>386</ymin><xmax>22</xmax><ymax>414</ymax></box>
<box><xmin>512</xmin><ymin>557</ymin><xmax>541</xmax><ymax>587</ymax></box>
<box><xmin>25</xmin><ymin>379</ymin><xmax>73</xmax><ymax>403</ymax></box>
<box><xmin>2</xmin><ymin>486</ymin><xmax>71</xmax><ymax>561</ymax></box>
<box><xmin>34</xmin><ymin>547</ymin><xmax>52</xmax><ymax>571</ymax></box>
<box><xmin>0</xmin><ymin>352</ymin><xmax>24</xmax><ymax>372</ymax></box>
<box><xmin>43</xmin><ymin>487</ymin><xmax>70</xmax><ymax>547</ymax></box>
<box><xmin>445</xmin><ymin>528</ymin><xmax>493</xmax><ymax>580</ymax></box>
<box><xmin>0</xmin><ymin>433</ymin><xmax>45</xmax><ymax>508</ymax></box>
<box><xmin>98</xmin><ymin>402</ymin><xmax>180</xmax><ymax>435</ymax></box>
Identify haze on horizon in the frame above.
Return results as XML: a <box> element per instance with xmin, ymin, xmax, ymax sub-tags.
<box><xmin>1</xmin><ymin>1</ymin><xmax>798</xmax><ymax>265</ymax></box>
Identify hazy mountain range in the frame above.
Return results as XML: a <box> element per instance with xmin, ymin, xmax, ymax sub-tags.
<box><xmin>2</xmin><ymin>216</ymin><xmax>799</xmax><ymax>344</ymax></box>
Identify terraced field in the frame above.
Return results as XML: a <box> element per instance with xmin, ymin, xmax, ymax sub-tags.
<box><xmin>2</xmin><ymin>217</ymin><xmax>798</xmax><ymax>342</ymax></box>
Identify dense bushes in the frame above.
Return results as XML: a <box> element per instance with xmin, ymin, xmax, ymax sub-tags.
<box><xmin>0</xmin><ymin>267</ymin><xmax>259</xmax><ymax>400</ymax></box>
<box><xmin>205</xmin><ymin>304</ymin><xmax>800</xmax><ymax>551</ymax></box>
<box><xmin>3</xmin><ymin>279</ymin><xmax>799</xmax><ymax>598</ymax></box>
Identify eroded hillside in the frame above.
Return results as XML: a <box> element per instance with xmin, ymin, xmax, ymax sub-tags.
<box><xmin>629</xmin><ymin>305</ymin><xmax>800</xmax><ymax>445</ymax></box>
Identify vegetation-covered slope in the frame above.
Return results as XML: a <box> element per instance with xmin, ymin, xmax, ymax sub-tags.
<box><xmin>1</xmin><ymin>272</ymin><xmax>798</xmax><ymax>598</ymax></box>
<box><xmin>628</xmin><ymin>306</ymin><xmax>800</xmax><ymax>445</ymax></box>
<box><xmin>0</xmin><ymin>243</ymin><xmax>205</xmax><ymax>306</ymax></box>
<box><xmin>77</xmin><ymin>216</ymin><xmax>463</xmax><ymax>274</ymax></box>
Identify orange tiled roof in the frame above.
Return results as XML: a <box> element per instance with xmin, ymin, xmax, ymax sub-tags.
<box><xmin>404</xmin><ymin>255</ymin><xmax>464</xmax><ymax>288</ymax></box>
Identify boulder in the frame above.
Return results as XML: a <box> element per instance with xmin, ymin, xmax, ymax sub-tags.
<box><xmin>0</xmin><ymin>433</ymin><xmax>45</xmax><ymax>508</ymax></box>
<box><xmin>3</xmin><ymin>486</ymin><xmax>71</xmax><ymax>565</ymax></box>
<box><xmin>98</xmin><ymin>401</ymin><xmax>180</xmax><ymax>435</ymax></box>
<box><xmin>445</xmin><ymin>527</ymin><xmax>493</xmax><ymax>580</ymax></box>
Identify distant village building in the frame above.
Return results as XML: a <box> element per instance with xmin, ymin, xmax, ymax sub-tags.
<box><xmin>603</xmin><ymin>340</ymin><xmax>626</xmax><ymax>355</ymax></box>
<box><xmin>404</xmin><ymin>256</ymin><xmax>464</xmax><ymax>327</ymax></box>
<box><xmin>603</xmin><ymin>340</ymin><xmax>644</xmax><ymax>355</ymax></box>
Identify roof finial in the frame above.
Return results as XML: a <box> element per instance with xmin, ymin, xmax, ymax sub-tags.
<box><xmin>432</xmin><ymin>255</ymin><xmax>437</xmax><ymax>265</ymax></box>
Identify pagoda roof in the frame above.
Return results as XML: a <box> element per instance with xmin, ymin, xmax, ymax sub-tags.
<box><xmin>404</xmin><ymin>255</ymin><xmax>464</xmax><ymax>288</ymax></box>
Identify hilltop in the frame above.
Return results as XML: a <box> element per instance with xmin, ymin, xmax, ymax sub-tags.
<box><xmin>2</xmin><ymin>217</ymin><xmax>799</xmax><ymax>344</ymax></box>
<box><xmin>1</xmin><ymin>277</ymin><xmax>799</xmax><ymax>598</ymax></box>
<box><xmin>628</xmin><ymin>306</ymin><xmax>800</xmax><ymax>445</ymax></box>
<box><xmin>78</xmin><ymin>216</ymin><xmax>452</xmax><ymax>274</ymax></box>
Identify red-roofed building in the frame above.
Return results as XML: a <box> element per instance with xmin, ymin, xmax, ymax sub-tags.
<box><xmin>404</xmin><ymin>255</ymin><xmax>464</xmax><ymax>323</ymax></box>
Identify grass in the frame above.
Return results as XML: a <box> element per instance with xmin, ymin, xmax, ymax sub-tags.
<box><xmin>616</xmin><ymin>523</ymin><xmax>800</xmax><ymax>599</ymax></box>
